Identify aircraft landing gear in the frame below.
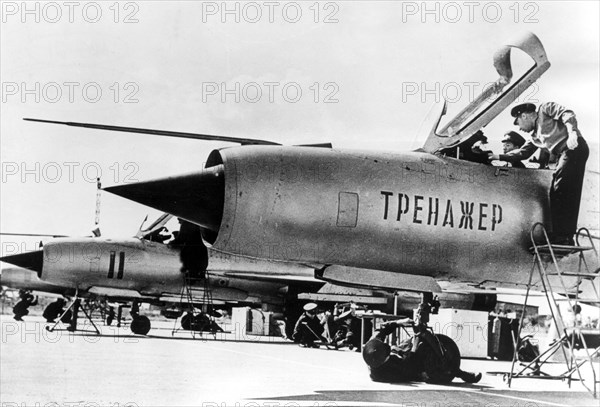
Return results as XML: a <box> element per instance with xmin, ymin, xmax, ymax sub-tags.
<box><xmin>129</xmin><ymin>301</ymin><xmax>151</xmax><ymax>335</ymax></box>
<box><xmin>106</xmin><ymin>306</ymin><xmax>115</xmax><ymax>326</ymax></box>
<box><xmin>130</xmin><ymin>315</ymin><xmax>151</xmax><ymax>335</ymax></box>
<box><xmin>412</xmin><ymin>292</ymin><xmax>461</xmax><ymax>383</ymax></box>
<box><xmin>365</xmin><ymin>292</ymin><xmax>463</xmax><ymax>384</ymax></box>
<box><xmin>417</xmin><ymin>333</ymin><xmax>461</xmax><ymax>383</ymax></box>
<box><xmin>180</xmin><ymin>312</ymin><xmax>224</xmax><ymax>333</ymax></box>
<box><xmin>116</xmin><ymin>304</ymin><xmax>123</xmax><ymax>327</ymax></box>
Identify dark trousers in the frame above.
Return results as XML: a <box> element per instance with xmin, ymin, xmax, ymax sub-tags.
<box><xmin>550</xmin><ymin>137</ymin><xmax>589</xmax><ymax>238</ymax></box>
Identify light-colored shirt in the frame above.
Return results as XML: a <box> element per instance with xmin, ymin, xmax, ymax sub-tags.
<box><xmin>530</xmin><ymin>101</ymin><xmax>578</xmax><ymax>152</ymax></box>
<box><xmin>500</xmin><ymin>102</ymin><xmax>579</xmax><ymax>163</ymax></box>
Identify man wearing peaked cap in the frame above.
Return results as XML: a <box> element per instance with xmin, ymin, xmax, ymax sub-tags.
<box><xmin>292</xmin><ymin>302</ymin><xmax>326</xmax><ymax>347</ymax></box>
<box><xmin>303</xmin><ymin>303</ymin><xmax>317</xmax><ymax>312</ymax></box>
<box><xmin>510</xmin><ymin>103</ymin><xmax>537</xmax><ymax>125</ymax></box>
<box><xmin>489</xmin><ymin>101</ymin><xmax>589</xmax><ymax>245</ymax></box>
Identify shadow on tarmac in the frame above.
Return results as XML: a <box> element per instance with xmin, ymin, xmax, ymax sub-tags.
<box><xmin>252</xmin><ymin>389</ymin><xmax>598</xmax><ymax>406</ymax></box>
<box><xmin>52</xmin><ymin>328</ymin><xmax>296</xmax><ymax>345</ymax></box>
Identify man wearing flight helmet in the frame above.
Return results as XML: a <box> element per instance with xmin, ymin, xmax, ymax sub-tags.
<box><xmin>499</xmin><ymin>131</ymin><xmax>527</xmax><ymax>168</ymax></box>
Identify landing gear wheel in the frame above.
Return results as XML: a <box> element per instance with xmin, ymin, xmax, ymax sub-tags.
<box><xmin>130</xmin><ymin>316</ymin><xmax>151</xmax><ymax>335</ymax></box>
<box><xmin>181</xmin><ymin>313</ymin><xmax>210</xmax><ymax>331</ymax></box>
<box><xmin>417</xmin><ymin>333</ymin><xmax>461</xmax><ymax>384</ymax></box>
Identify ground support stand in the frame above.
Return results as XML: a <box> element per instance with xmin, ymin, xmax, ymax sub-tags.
<box><xmin>46</xmin><ymin>292</ymin><xmax>101</xmax><ymax>335</ymax></box>
<box><xmin>505</xmin><ymin>224</ymin><xmax>599</xmax><ymax>398</ymax></box>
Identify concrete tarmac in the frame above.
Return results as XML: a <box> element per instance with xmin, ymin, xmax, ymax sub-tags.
<box><xmin>1</xmin><ymin>315</ymin><xmax>598</xmax><ymax>407</ymax></box>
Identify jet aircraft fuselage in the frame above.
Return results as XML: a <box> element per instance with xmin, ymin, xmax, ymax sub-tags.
<box><xmin>209</xmin><ymin>146</ymin><xmax>553</xmax><ymax>284</ymax></box>
<box><xmin>108</xmin><ymin>146</ymin><xmax>559</xmax><ymax>290</ymax></box>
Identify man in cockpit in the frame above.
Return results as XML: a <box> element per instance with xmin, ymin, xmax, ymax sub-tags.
<box><xmin>488</xmin><ymin>102</ymin><xmax>589</xmax><ymax>245</ymax></box>
<box><xmin>492</xmin><ymin>130</ymin><xmax>549</xmax><ymax>169</ymax></box>
<box><xmin>149</xmin><ymin>226</ymin><xmax>171</xmax><ymax>243</ymax></box>
<box><xmin>498</xmin><ymin>131</ymin><xmax>527</xmax><ymax>168</ymax></box>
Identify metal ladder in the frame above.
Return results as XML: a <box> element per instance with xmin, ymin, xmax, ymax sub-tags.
<box><xmin>507</xmin><ymin>223</ymin><xmax>599</xmax><ymax>397</ymax></box>
<box><xmin>171</xmin><ymin>271</ymin><xmax>217</xmax><ymax>338</ymax></box>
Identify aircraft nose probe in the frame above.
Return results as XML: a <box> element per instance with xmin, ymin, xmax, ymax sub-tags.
<box><xmin>0</xmin><ymin>250</ymin><xmax>44</xmax><ymax>278</ymax></box>
<box><xmin>21</xmin><ymin>117</ymin><xmax>281</xmax><ymax>240</ymax></box>
<box><xmin>103</xmin><ymin>165</ymin><xmax>225</xmax><ymax>233</ymax></box>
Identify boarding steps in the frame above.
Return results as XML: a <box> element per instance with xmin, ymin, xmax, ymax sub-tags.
<box><xmin>506</xmin><ymin>224</ymin><xmax>600</xmax><ymax>397</ymax></box>
<box><xmin>171</xmin><ymin>271</ymin><xmax>218</xmax><ymax>338</ymax></box>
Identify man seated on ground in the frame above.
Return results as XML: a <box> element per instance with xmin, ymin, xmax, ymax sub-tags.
<box><xmin>43</xmin><ymin>298</ymin><xmax>67</xmax><ymax>323</ymax></box>
<box><xmin>13</xmin><ymin>290</ymin><xmax>38</xmax><ymax>321</ymax></box>
<box><xmin>292</xmin><ymin>303</ymin><xmax>327</xmax><ymax>347</ymax></box>
<box><xmin>332</xmin><ymin>304</ymin><xmax>362</xmax><ymax>351</ymax></box>
<box><xmin>363</xmin><ymin>318</ymin><xmax>482</xmax><ymax>384</ymax></box>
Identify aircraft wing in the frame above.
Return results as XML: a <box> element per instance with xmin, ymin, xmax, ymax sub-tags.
<box><xmin>215</xmin><ymin>270</ymin><xmax>322</xmax><ymax>285</ymax></box>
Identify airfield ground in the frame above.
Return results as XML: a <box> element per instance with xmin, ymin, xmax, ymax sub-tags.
<box><xmin>1</xmin><ymin>315</ymin><xmax>598</xmax><ymax>407</ymax></box>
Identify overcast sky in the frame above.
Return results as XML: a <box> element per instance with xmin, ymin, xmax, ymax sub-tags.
<box><xmin>1</xmin><ymin>1</ymin><xmax>598</xmax><ymax>251</ymax></box>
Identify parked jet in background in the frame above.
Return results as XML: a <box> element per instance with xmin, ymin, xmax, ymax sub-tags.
<box><xmin>1</xmin><ymin>267</ymin><xmax>72</xmax><ymax>297</ymax></box>
<box><xmin>1</xmin><ymin>212</ymin><xmax>500</xmax><ymax>334</ymax></box>
<box><xmin>0</xmin><ymin>214</ymin><xmax>326</xmax><ymax>334</ymax></box>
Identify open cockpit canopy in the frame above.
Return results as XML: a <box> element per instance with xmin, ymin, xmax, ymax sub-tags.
<box><xmin>420</xmin><ymin>31</ymin><xmax>550</xmax><ymax>156</ymax></box>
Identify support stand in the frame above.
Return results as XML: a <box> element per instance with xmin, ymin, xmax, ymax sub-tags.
<box><xmin>505</xmin><ymin>224</ymin><xmax>599</xmax><ymax>398</ymax></box>
<box><xmin>46</xmin><ymin>293</ymin><xmax>101</xmax><ymax>335</ymax></box>
<box><xmin>171</xmin><ymin>271</ymin><xmax>219</xmax><ymax>338</ymax></box>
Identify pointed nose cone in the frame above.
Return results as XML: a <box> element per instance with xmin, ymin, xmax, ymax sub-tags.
<box><xmin>0</xmin><ymin>250</ymin><xmax>44</xmax><ymax>276</ymax></box>
<box><xmin>104</xmin><ymin>165</ymin><xmax>225</xmax><ymax>232</ymax></box>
